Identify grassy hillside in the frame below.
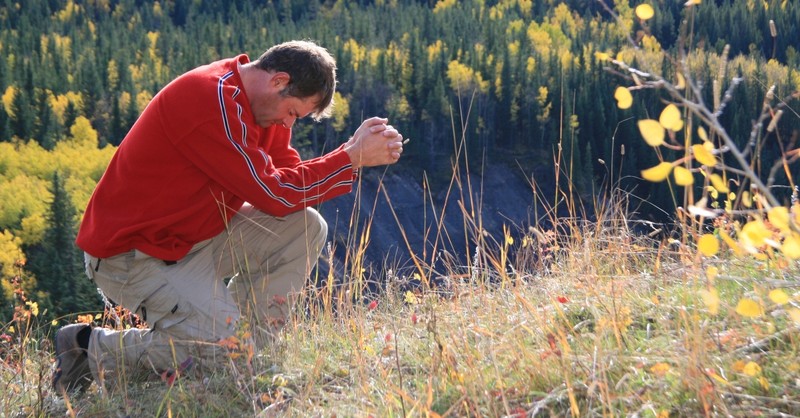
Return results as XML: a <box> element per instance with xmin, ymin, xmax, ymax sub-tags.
<box><xmin>3</xmin><ymin>196</ymin><xmax>800</xmax><ymax>416</ymax></box>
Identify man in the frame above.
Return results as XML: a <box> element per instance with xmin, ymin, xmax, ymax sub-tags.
<box><xmin>52</xmin><ymin>40</ymin><xmax>404</xmax><ymax>393</ymax></box>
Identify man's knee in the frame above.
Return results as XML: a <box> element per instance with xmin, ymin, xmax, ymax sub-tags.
<box><xmin>304</xmin><ymin>208</ymin><xmax>328</xmax><ymax>251</ymax></box>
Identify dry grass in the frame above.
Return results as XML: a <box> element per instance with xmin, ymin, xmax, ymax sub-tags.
<box><xmin>3</xmin><ymin>182</ymin><xmax>800</xmax><ymax>417</ymax></box>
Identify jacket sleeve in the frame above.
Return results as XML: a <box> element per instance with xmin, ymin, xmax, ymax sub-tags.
<box><xmin>172</xmin><ymin>85</ymin><xmax>356</xmax><ymax>217</ymax></box>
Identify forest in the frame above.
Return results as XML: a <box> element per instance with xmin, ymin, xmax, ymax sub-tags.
<box><xmin>1</xmin><ymin>0</ymin><xmax>798</xmax><ymax>322</ymax></box>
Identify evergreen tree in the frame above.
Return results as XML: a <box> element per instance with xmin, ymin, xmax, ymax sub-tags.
<box><xmin>0</xmin><ymin>106</ymin><xmax>11</xmax><ymax>142</ymax></box>
<box><xmin>109</xmin><ymin>95</ymin><xmax>124</xmax><ymax>145</ymax></box>
<box><xmin>10</xmin><ymin>89</ymin><xmax>34</xmax><ymax>140</ymax></box>
<box><xmin>26</xmin><ymin>172</ymin><xmax>101</xmax><ymax>320</ymax></box>
<box><xmin>63</xmin><ymin>101</ymin><xmax>79</xmax><ymax>139</ymax></box>
<box><xmin>34</xmin><ymin>90</ymin><xmax>60</xmax><ymax>150</ymax></box>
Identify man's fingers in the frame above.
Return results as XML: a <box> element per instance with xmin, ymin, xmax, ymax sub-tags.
<box><xmin>364</xmin><ymin>116</ymin><xmax>389</xmax><ymax>126</ymax></box>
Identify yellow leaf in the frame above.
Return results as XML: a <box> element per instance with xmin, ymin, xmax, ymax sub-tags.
<box><xmin>635</xmin><ymin>3</ymin><xmax>655</xmax><ymax>20</ymax></box>
<box><xmin>732</xmin><ymin>360</ymin><xmax>746</xmax><ymax>372</ymax></box>
<box><xmin>768</xmin><ymin>289</ymin><xmax>790</xmax><ymax>305</ymax></box>
<box><xmin>706</xmin><ymin>266</ymin><xmax>719</xmax><ymax>283</ymax></box>
<box><xmin>51</xmin><ymin>319</ymin><xmax>59</xmax><ymax>326</ymax></box>
<box><xmin>709</xmin><ymin>173</ymin><xmax>729</xmax><ymax>193</ymax></box>
<box><xmin>735</xmin><ymin>298</ymin><xmax>763</xmax><ymax>318</ymax></box>
<box><xmin>638</xmin><ymin>119</ymin><xmax>665</xmax><ymax>146</ymax></box>
<box><xmin>742</xmin><ymin>191</ymin><xmax>752</xmax><ymax>207</ymax></box>
<box><xmin>650</xmin><ymin>362</ymin><xmax>670</xmax><ymax>376</ymax></box>
<box><xmin>701</xmin><ymin>288</ymin><xmax>719</xmax><ymax>315</ymax></box>
<box><xmin>686</xmin><ymin>0</ymin><xmax>702</xmax><ymax>5</ymax></box>
<box><xmin>659</xmin><ymin>104</ymin><xmax>682</xmax><ymax>131</ymax></box>
<box><xmin>706</xmin><ymin>369</ymin><xmax>729</xmax><ymax>385</ymax></box>
<box><xmin>782</xmin><ymin>234</ymin><xmax>800</xmax><ymax>259</ymax></box>
<box><xmin>26</xmin><ymin>301</ymin><xmax>39</xmax><ymax>317</ymax></box>
<box><xmin>789</xmin><ymin>308</ymin><xmax>800</xmax><ymax>324</ymax></box>
<box><xmin>698</xmin><ymin>234</ymin><xmax>719</xmax><ymax>256</ymax></box>
<box><xmin>404</xmin><ymin>290</ymin><xmax>419</xmax><ymax>304</ymax></box>
<box><xmin>768</xmin><ymin>206</ymin><xmax>790</xmax><ymax>232</ymax></box>
<box><xmin>741</xmin><ymin>220</ymin><xmax>770</xmax><ymax>247</ymax></box>
<box><xmin>641</xmin><ymin>162</ymin><xmax>673</xmax><ymax>182</ymax></box>
<box><xmin>698</xmin><ymin>126</ymin><xmax>709</xmax><ymax>142</ymax></box>
<box><xmin>676</xmin><ymin>72</ymin><xmax>686</xmax><ymax>90</ymax></box>
<box><xmin>595</xmin><ymin>52</ymin><xmax>611</xmax><ymax>61</ymax></box>
<box><xmin>614</xmin><ymin>87</ymin><xmax>633</xmax><ymax>109</ymax></box>
<box><xmin>719</xmin><ymin>229</ymin><xmax>744</xmax><ymax>255</ymax></box>
<box><xmin>673</xmin><ymin>166</ymin><xmax>694</xmax><ymax>185</ymax></box>
<box><xmin>692</xmin><ymin>144</ymin><xmax>717</xmax><ymax>166</ymax></box>
<box><xmin>759</xmin><ymin>376</ymin><xmax>770</xmax><ymax>390</ymax></box>
<box><xmin>742</xmin><ymin>361</ymin><xmax>761</xmax><ymax>376</ymax></box>
<box><xmin>272</xmin><ymin>374</ymin><xmax>287</xmax><ymax>387</ymax></box>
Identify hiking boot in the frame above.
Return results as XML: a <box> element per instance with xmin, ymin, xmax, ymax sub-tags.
<box><xmin>52</xmin><ymin>324</ymin><xmax>93</xmax><ymax>394</ymax></box>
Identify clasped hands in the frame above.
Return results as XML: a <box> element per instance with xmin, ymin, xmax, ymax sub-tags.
<box><xmin>344</xmin><ymin>117</ymin><xmax>404</xmax><ymax>169</ymax></box>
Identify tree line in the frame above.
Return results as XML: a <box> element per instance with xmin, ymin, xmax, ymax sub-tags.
<box><xmin>1</xmin><ymin>0</ymin><xmax>798</xmax><ymax>322</ymax></box>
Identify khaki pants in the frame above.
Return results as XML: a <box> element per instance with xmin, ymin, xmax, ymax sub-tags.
<box><xmin>84</xmin><ymin>206</ymin><xmax>327</xmax><ymax>387</ymax></box>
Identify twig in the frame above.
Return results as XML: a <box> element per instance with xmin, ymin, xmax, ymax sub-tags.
<box><xmin>529</xmin><ymin>384</ymin><xmax>570</xmax><ymax>416</ymax></box>
<box><xmin>720</xmin><ymin>392</ymin><xmax>800</xmax><ymax>416</ymax></box>
<box><xmin>733</xmin><ymin>324</ymin><xmax>800</xmax><ymax>355</ymax></box>
<box><xmin>392</xmin><ymin>321</ymin><xmax>407</xmax><ymax>417</ymax></box>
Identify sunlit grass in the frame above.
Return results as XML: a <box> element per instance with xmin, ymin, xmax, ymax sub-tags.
<box><xmin>3</xmin><ymin>173</ymin><xmax>799</xmax><ymax>417</ymax></box>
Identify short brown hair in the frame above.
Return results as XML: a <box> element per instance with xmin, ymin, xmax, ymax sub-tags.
<box><xmin>254</xmin><ymin>40</ymin><xmax>337</xmax><ymax>121</ymax></box>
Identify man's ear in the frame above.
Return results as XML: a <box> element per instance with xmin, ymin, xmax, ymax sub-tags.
<box><xmin>271</xmin><ymin>72</ymin><xmax>291</xmax><ymax>88</ymax></box>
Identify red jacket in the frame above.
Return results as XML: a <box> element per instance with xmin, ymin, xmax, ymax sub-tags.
<box><xmin>77</xmin><ymin>55</ymin><xmax>355</xmax><ymax>260</ymax></box>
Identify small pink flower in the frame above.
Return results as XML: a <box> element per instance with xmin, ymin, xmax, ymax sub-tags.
<box><xmin>367</xmin><ymin>300</ymin><xmax>378</xmax><ymax>310</ymax></box>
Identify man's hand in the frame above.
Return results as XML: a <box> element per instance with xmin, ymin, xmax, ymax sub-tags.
<box><xmin>344</xmin><ymin>117</ymin><xmax>404</xmax><ymax>169</ymax></box>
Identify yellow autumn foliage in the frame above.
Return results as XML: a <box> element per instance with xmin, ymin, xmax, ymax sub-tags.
<box><xmin>768</xmin><ymin>289</ymin><xmax>790</xmax><ymax>305</ymax></box>
<box><xmin>638</xmin><ymin>119</ymin><xmax>665</xmax><ymax>146</ymax></box>
<box><xmin>641</xmin><ymin>162</ymin><xmax>672</xmax><ymax>182</ymax></box>
<box><xmin>700</xmin><ymin>288</ymin><xmax>720</xmax><ymax>315</ymax></box>
<box><xmin>692</xmin><ymin>144</ymin><xmax>717</xmax><ymax>166</ymax></box>
<box><xmin>673</xmin><ymin>166</ymin><xmax>694</xmax><ymax>186</ymax></box>
<box><xmin>736</xmin><ymin>298</ymin><xmax>763</xmax><ymax>317</ymax></box>
<box><xmin>698</xmin><ymin>234</ymin><xmax>719</xmax><ymax>256</ymax></box>
<box><xmin>635</xmin><ymin>4</ymin><xmax>655</xmax><ymax>20</ymax></box>
<box><xmin>659</xmin><ymin>104</ymin><xmax>683</xmax><ymax>132</ymax></box>
<box><xmin>614</xmin><ymin>87</ymin><xmax>633</xmax><ymax>109</ymax></box>
<box><xmin>0</xmin><ymin>230</ymin><xmax>25</xmax><ymax>301</ymax></box>
<box><xmin>447</xmin><ymin>60</ymin><xmax>490</xmax><ymax>97</ymax></box>
<box><xmin>767</xmin><ymin>206</ymin><xmax>790</xmax><ymax>232</ymax></box>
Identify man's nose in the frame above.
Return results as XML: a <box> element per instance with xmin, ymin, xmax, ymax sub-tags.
<box><xmin>282</xmin><ymin>117</ymin><xmax>296</xmax><ymax>128</ymax></box>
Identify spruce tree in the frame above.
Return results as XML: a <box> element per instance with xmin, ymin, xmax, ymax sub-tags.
<box><xmin>26</xmin><ymin>172</ymin><xmax>100</xmax><ymax>320</ymax></box>
<box><xmin>0</xmin><ymin>106</ymin><xmax>11</xmax><ymax>142</ymax></box>
<box><xmin>10</xmin><ymin>89</ymin><xmax>34</xmax><ymax>140</ymax></box>
<box><xmin>34</xmin><ymin>90</ymin><xmax>60</xmax><ymax>150</ymax></box>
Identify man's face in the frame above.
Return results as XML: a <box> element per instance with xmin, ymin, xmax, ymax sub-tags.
<box><xmin>249</xmin><ymin>72</ymin><xmax>320</xmax><ymax>129</ymax></box>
